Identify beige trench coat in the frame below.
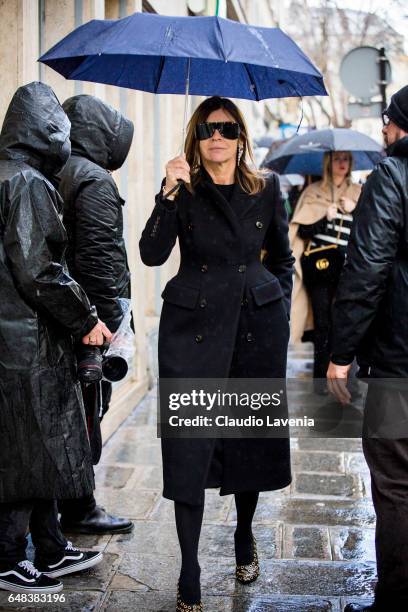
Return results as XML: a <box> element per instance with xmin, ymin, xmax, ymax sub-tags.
<box><xmin>289</xmin><ymin>179</ymin><xmax>362</xmax><ymax>343</ymax></box>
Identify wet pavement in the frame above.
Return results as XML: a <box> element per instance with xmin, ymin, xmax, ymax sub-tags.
<box><xmin>0</xmin><ymin>343</ymin><xmax>377</xmax><ymax>612</ymax></box>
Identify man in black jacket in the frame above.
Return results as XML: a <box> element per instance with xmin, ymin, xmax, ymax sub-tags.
<box><xmin>58</xmin><ymin>95</ymin><xmax>134</xmax><ymax>535</ymax></box>
<box><xmin>327</xmin><ymin>85</ymin><xmax>408</xmax><ymax>612</ymax></box>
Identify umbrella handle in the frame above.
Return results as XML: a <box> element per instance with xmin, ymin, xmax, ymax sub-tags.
<box><xmin>163</xmin><ymin>181</ymin><xmax>182</xmax><ymax>199</ymax></box>
<box><xmin>173</xmin><ymin>57</ymin><xmax>191</xmax><ymax>195</ymax></box>
<box><xmin>180</xmin><ymin>57</ymin><xmax>191</xmax><ymax>154</ymax></box>
<box><xmin>330</xmin><ymin>151</ymin><xmax>334</xmax><ymax>205</ymax></box>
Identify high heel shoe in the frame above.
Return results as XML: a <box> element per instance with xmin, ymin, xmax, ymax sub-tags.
<box><xmin>176</xmin><ymin>582</ymin><xmax>203</xmax><ymax>611</ymax></box>
<box><xmin>235</xmin><ymin>536</ymin><xmax>260</xmax><ymax>584</ymax></box>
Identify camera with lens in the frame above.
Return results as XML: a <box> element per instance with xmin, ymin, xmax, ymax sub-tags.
<box><xmin>77</xmin><ymin>298</ymin><xmax>133</xmax><ymax>385</ymax></box>
<box><xmin>77</xmin><ymin>344</ymin><xmax>128</xmax><ymax>384</ymax></box>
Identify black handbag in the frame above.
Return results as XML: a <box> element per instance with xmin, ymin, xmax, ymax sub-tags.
<box><xmin>301</xmin><ymin>216</ymin><xmax>345</xmax><ymax>286</ymax></box>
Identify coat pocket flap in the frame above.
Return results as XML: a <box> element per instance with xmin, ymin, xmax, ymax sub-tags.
<box><xmin>161</xmin><ymin>283</ymin><xmax>200</xmax><ymax>310</ymax></box>
<box><xmin>250</xmin><ymin>279</ymin><xmax>283</xmax><ymax>306</ymax></box>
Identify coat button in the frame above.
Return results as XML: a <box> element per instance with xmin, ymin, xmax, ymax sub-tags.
<box><xmin>188</xmin><ymin>223</ymin><xmax>194</xmax><ymax>231</ymax></box>
<box><xmin>241</xmin><ymin>297</ymin><xmax>248</xmax><ymax>307</ymax></box>
<box><xmin>238</xmin><ymin>264</ymin><xmax>246</xmax><ymax>273</ymax></box>
<box><xmin>201</xmin><ymin>264</ymin><xmax>208</xmax><ymax>273</ymax></box>
<box><xmin>255</xmin><ymin>220</ymin><xmax>263</xmax><ymax>229</ymax></box>
<box><xmin>246</xmin><ymin>332</ymin><xmax>254</xmax><ymax>342</ymax></box>
<box><xmin>195</xmin><ymin>334</ymin><xmax>203</xmax><ymax>343</ymax></box>
<box><xmin>199</xmin><ymin>298</ymin><xmax>207</xmax><ymax>308</ymax></box>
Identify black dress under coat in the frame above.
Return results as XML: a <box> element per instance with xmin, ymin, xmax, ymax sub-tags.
<box><xmin>139</xmin><ymin>170</ymin><xmax>294</xmax><ymax>505</ymax></box>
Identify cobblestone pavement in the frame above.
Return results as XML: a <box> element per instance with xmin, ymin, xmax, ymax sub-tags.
<box><xmin>0</xmin><ymin>343</ymin><xmax>377</xmax><ymax>612</ymax></box>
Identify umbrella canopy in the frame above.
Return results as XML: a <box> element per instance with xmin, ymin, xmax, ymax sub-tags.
<box><xmin>39</xmin><ymin>12</ymin><xmax>327</xmax><ymax>101</ymax></box>
<box><xmin>263</xmin><ymin>128</ymin><xmax>384</xmax><ymax>175</ymax></box>
<box><xmin>254</xmin><ymin>135</ymin><xmax>275</xmax><ymax>149</ymax></box>
<box><xmin>279</xmin><ymin>174</ymin><xmax>304</xmax><ymax>190</ymax></box>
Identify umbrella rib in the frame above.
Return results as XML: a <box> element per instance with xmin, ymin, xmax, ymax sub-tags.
<box><xmin>155</xmin><ymin>55</ymin><xmax>166</xmax><ymax>93</ymax></box>
<box><xmin>215</xmin><ymin>16</ymin><xmax>227</xmax><ymax>62</ymax></box>
<box><xmin>243</xmin><ymin>64</ymin><xmax>259</xmax><ymax>100</ymax></box>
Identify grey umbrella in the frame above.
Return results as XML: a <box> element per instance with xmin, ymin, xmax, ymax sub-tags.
<box><xmin>263</xmin><ymin>128</ymin><xmax>384</xmax><ymax>175</ymax></box>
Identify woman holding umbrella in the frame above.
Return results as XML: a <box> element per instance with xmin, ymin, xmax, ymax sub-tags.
<box><xmin>140</xmin><ymin>96</ymin><xmax>294</xmax><ymax>611</ymax></box>
<box><xmin>289</xmin><ymin>151</ymin><xmax>361</xmax><ymax>394</ymax></box>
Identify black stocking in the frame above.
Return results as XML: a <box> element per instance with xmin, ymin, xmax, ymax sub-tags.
<box><xmin>174</xmin><ymin>498</ymin><xmax>204</xmax><ymax>605</ymax></box>
<box><xmin>234</xmin><ymin>491</ymin><xmax>259</xmax><ymax>564</ymax></box>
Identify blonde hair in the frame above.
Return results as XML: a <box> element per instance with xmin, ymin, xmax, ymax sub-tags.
<box><xmin>184</xmin><ymin>96</ymin><xmax>265</xmax><ymax>195</ymax></box>
<box><xmin>322</xmin><ymin>151</ymin><xmax>353</xmax><ymax>189</ymax></box>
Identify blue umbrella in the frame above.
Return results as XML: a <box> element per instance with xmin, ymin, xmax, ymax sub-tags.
<box><xmin>39</xmin><ymin>12</ymin><xmax>326</xmax><ymax>104</ymax></box>
<box><xmin>263</xmin><ymin>128</ymin><xmax>384</xmax><ymax>175</ymax></box>
<box><xmin>254</xmin><ymin>135</ymin><xmax>275</xmax><ymax>149</ymax></box>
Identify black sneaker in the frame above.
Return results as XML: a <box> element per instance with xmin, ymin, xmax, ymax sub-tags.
<box><xmin>0</xmin><ymin>560</ymin><xmax>62</xmax><ymax>593</ymax></box>
<box><xmin>36</xmin><ymin>541</ymin><xmax>103</xmax><ymax>578</ymax></box>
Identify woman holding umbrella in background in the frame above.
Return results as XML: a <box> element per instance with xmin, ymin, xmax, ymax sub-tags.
<box><xmin>289</xmin><ymin>151</ymin><xmax>361</xmax><ymax>394</ymax></box>
<box><xmin>140</xmin><ymin>96</ymin><xmax>294</xmax><ymax>611</ymax></box>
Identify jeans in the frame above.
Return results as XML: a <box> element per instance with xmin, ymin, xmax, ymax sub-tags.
<box><xmin>0</xmin><ymin>499</ymin><xmax>67</xmax><ymax>569</ymax></box>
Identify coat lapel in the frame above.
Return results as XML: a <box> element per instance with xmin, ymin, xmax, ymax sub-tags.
<box><xmin>198</xmin><ymin>172</ymin><xmax>242</xmax><ymax>238</ymax></box>
<box><xmin>196</xmin><ymin>169</ymin><xmax>264</xmax><ymax>236</ymax></box>
<box><xmin>232</xmin><ymin>189</ymin><xmax>261</xmax><ymax>220</ymax></box>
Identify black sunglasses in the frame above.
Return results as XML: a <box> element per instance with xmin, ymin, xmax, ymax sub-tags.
<box><xmin>196</xmin><ymin>121</ymin><xmax>241</xmax><ymax>141</ymax></box>
<box><xmin>382</xmin><ymin>111</ymin><xmax>391</xmax><ymax>126</ymax></box>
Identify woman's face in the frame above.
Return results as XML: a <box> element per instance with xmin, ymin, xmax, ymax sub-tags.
<box><xmin>331</xmin><ymin>152</ymin><xmax>351</xmax><ymax>178</ymax></box>
<box><xmin>198</xmin><ymin>108</ymin><xmax>240</xmax><ymax>166</ymax></box>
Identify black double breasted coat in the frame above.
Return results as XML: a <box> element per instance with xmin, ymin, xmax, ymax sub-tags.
<box><xmin>139</xmin><ymin>170</ymin><xmax>295</xmax><ymax>505</ymax></box>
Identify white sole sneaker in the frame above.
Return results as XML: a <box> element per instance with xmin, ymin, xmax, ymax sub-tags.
<box><xmin>0</xmin><ymin>579</ymin><xmax>63</xmax><ymax>594</ymax></box>
<box><xmin>42</xmin><ymin>551</ymin><xmax>103</xmax><ymax>578</ymax></box>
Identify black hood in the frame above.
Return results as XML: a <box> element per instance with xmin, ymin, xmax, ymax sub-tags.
<box><xmin>387</xmin><ymin>135</ymin><xmax>408</xmax><ymax>158</ymax></box>
<box><xmin>0</xmin><ymin>81</ymin><xmax>71</xmax><ymax>179</ymax></box>
<box><xmin>63</xmin><ymin>95</ymin><xmax>134</xmax><ymax>171</ymax></box>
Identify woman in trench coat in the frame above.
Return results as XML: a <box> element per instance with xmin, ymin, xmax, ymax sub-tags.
<box><xmin>289</xmin><ymin>152</ymin><xmax>361</xmax><ymax>393</ymax></box>
<box><xmin>139</xmin><ymin>96</ymin><xmax>294</xmax><ymax>611</ymax></box>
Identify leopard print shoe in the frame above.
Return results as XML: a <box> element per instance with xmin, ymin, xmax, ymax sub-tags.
<box><xmin>176</xmin><ymin>583</ymin><xmax>203</xmax><ymax>611</ymax></box>
<box><xmin>235</xmin><ymin>536</ymin><xmax>260</xmax><ymax>584</ymax></box>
